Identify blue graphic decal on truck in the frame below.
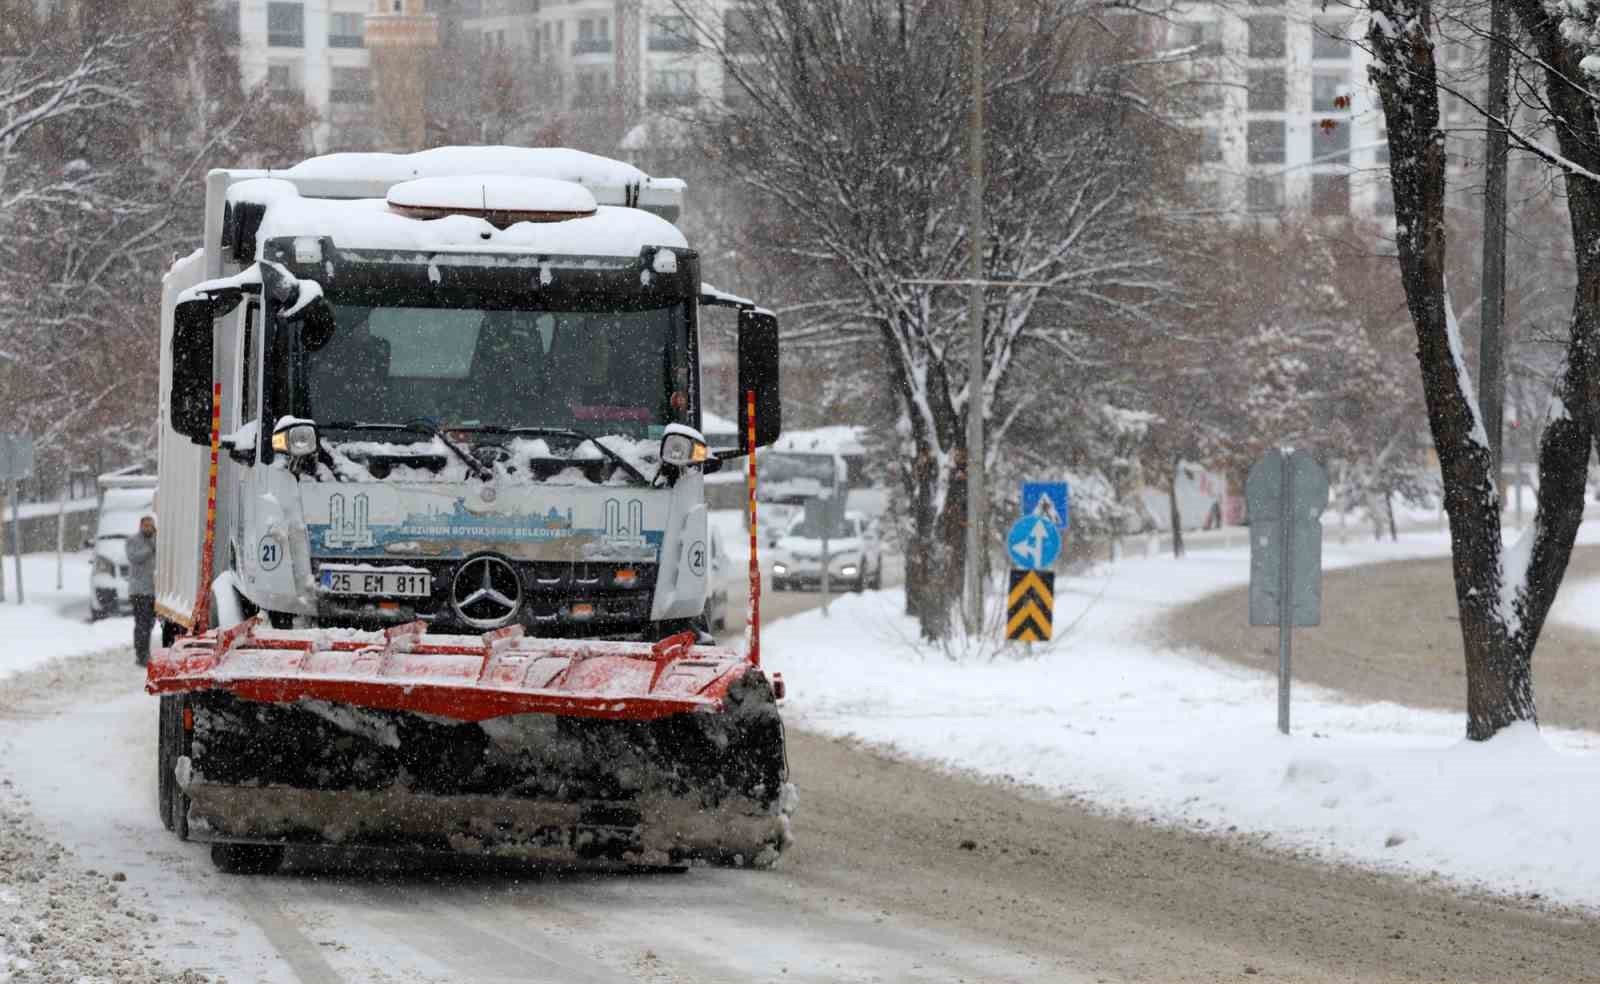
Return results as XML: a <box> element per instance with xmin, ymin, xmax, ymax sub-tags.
<box><xmin>307</xmin><ymin>494</ymin><xmax>661</xmax><ymax>562</ymax></box>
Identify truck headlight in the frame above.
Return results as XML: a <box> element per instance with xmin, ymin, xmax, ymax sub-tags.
<box><xmin>272</xmin><ymin>421</ymin><xmax>319</xmax><ymax>458</ymax></box>
<box><xmin>841</xmin><ymin>564</ymin><xmax>858</xmax><ymax>577</ymax></box>
<box><xmin>94</xmin><ymin>557</ymin><xmax>114</xmax><ymax>576</ymax></box>
<box><xmin>772</xmin><ymin>562</ymin><xmax>788</xmax><ymax>575</ymax></box>
<box><xmin>660</xmin><ymin>431</ymin><xmax>708</xmax><ymax>467</ymax></box>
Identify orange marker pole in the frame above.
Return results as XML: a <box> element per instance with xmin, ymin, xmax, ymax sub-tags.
<box><xmin>746</xmin><ymin>389</ymin><xmax>761</xmax><ymax>668</ymax></box>
<box><xmin>191</xmin><ymin>382</ymin><xmax>222</xmax><ymax>635</ymax></box>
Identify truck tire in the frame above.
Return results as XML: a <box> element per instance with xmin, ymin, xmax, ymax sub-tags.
<box><xmin>160</xmin><ymin>694</ymin><xmax>190</xmax><ymax>841</ymax></box>
<box><xmin>157</xmin><ymin>698</ymin><xmax>173</xmax><ymax>830</ymax></box>
<box><xmin>211</xmin><ymin>843</ymin><xmax>284</xmax><ymax>875</ymax></box>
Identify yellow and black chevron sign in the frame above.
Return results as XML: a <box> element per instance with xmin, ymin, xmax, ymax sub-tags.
<box><xmin>1006</xmin><ymin>569</ymin><xmax>1054</xmax><ymax>642</ymax></box>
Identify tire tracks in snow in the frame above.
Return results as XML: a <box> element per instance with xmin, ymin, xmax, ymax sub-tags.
<box><xmin>227</xmin><ymin>882</ymin><xmax>346</xmax><ymax>984</ymax></box>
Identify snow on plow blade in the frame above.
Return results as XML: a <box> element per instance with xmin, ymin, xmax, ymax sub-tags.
<box><xmin>147</xmin><ymin>618</ymin><xmax>792</xmax><ymax>866</ymax></box>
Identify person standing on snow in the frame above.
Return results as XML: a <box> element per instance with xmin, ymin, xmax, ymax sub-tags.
<box><xmin>126</xmin><ymin>515</ymin><xmax>157</xmax><ymax>666</ymax></box>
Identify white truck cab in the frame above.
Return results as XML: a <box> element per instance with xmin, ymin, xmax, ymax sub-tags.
<box><xmin>156</xmin><ymin>148</ymin><xmax>781</xmax><ymax>641</ymax></box>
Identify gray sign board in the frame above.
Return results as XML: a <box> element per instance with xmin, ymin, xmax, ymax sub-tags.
<box><xmin>0</xmin><ymin>433</ymin><xmax>33</xmax><ymax>482</ymax></box>
<box><xmin>1247</xmin><ymin>449</ymin><xmax>1328</xmax><ymax>627</ymax></box>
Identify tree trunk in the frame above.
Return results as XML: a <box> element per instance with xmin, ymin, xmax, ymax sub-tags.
<box><xmin>1386</xmin><ymin>492</ymin><xmax>1398</xmax><ymax>542</ymax></box>
<box><xmin>1168</xmin><ymin>454</ymin><xmax>1184</xmax><ymax>559</ymax></box>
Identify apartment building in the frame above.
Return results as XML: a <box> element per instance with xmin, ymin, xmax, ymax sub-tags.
<box><xmin>461</xmin><ymin>0</ymin><xmax>738</xmax><ymax>128</ymax></box>
<box><xmin>1168</xmin><ymin>1</ymin><xmax>1388</xmax><ymax>220</ymax></box>
<box><xmin>221</xmin><ymin>0</ymin><xmax>378</xmax><ymax>150</ymax></box>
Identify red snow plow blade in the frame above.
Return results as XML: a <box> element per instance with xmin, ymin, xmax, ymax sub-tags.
<box><xmin>148</xmin><ymin>618</ymin><xmax>772</xmax><ymax>722</ymax></box>
<box><xmin>147</xmin><ymin>618</ymin><xmax>792</xmax><ymax>868</ymax></box>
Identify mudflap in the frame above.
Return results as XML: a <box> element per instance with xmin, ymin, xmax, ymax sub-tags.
<box><xmin>178</xmin><ymin>670</ymin><xmax>793</xmax><ymax>868</ymax></box>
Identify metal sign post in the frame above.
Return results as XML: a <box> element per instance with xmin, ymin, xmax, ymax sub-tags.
<box><xmin>0</xmin><ymin>434</ymin><xmax>34</xmax><ymax>606</ymax></box>
<box><xmin>1247</xmin><ymin>449</ymin><xmax>1329</xmax><ymax>735</ymax></box>
<box><xmin>9</xmin><ymin>479</ymin><xmax>21</xmax><ymax>605</ymax></box>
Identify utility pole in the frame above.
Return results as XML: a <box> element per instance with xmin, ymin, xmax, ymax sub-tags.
<box><xmin>1480</xmin><ymin>0</ymin><xmax>1510</xmax><ymax>481</ymax></box>
<box><xmin>963</xmin><ymin>0</ymin><xmax>987</xmax><ymax>634</ymax></box>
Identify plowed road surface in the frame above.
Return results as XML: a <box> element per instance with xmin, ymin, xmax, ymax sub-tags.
<box><xmin>2</xmin><ymin>564</ymin><xmax>1598</xmax><ymax>983</ymax></box>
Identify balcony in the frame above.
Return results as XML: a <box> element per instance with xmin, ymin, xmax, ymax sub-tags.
<box><xmin>268</xmin><ymin>32</ymin><xmax>304</xmax><ymax>48</ymax></box>
<box><xmin>328</xmin><ymin>34</ymin><xmax>364</xmax><ymax>49</ymax></box>
<box><xmin>571</xmin><ymin>37</ymin><xmax>613</xmax><ymax>56</ymax></box>
<box><xmin>647</xmin><ymin>90</ymin><xmax>698</xmax><ymax>109</ymax></box>
<box><xmin>647</xmin><ymin>34</ymin><xmax>693</xmax><ymax>52</ymax></box>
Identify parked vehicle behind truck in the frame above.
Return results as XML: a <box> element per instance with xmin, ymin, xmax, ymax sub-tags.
<box><xmin>147</xmin><ymin>147</ymin><xmax>791</xmax><ymax>873</ymax></box>
<box><xmin>88</xmin><ymin>472</ymin><xmax>157</xmax><ymax>621</ymax></box>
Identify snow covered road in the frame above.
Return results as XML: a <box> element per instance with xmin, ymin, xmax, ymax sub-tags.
<box><xmin>0</xmin><ymin>652</ymin><xmax>1070</xmax><ymax>984</ymax></box>
<box><xmin>6</xmin><ymin>538</ymin><xmax>1600</xmax><ymax>982</ymax></box>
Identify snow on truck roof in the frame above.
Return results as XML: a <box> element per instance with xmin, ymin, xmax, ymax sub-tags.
<box><xmin>233</xmin><ymin>146</ymin><xmax>684</xmax><ymax>217</ymax></box>
<box><xmin>386</xmin><ymin>176</ymin><xmax>598</xmax><ymax>220</ymax></box>
<box><xmin>233</xmin><ymin>177</ymin><xmax>689</xmax><ymax>258</ymax></box>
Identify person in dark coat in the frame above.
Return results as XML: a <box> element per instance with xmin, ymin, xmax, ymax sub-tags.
<box><xmin>126</xmin><ymin>515</ymin><xmax>157</xmax><ymax>666</ymax></box>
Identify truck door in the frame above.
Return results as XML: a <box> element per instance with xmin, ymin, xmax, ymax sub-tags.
<box><xmin>226</xmin><ymin>300</ymin><xmax>262</xmax><ymax>580</ymax></box>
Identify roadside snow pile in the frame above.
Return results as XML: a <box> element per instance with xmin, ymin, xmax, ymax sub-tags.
<box><xmin>0</xmin><ymin>789</ymin><xmax>214</xmax><ymax>984</ymax></box>
<box><xmin>767</xmin><ymin>525</ymin><xmax>1600</xmax><ymax>909</ymax></box>
<box><xmin>0</xmin><ymin>552</ymin><xmax>132</xmax><ymax>681</ymax></box>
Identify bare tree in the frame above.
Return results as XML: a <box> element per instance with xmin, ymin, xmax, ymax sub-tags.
<box><xmin>684</xmin><ymin>0</ymin><xmax>1188</xmax><ymax>639</ymax></box>
<box><xmin>1365</xmin><ymin>0</ymin><xmax>1600</xmax><ymax>739</ymax></box>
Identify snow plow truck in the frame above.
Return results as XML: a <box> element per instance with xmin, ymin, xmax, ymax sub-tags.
<box><xmin>146</xmin><ymin>147</ymin><xmax>790</xmax><ymax>874</ymax></box>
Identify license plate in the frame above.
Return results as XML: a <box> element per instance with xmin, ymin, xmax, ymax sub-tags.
<box><xmin>318</xmin><ymin>567</ymin><xmax>432</xmax><ymax>598</ymax></box>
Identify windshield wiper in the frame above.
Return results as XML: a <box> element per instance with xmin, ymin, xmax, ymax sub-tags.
<box><xmin>322</xmin><ymin>420</ymin><xmax>493</xmax><ymax>481</ymax></box>
<box><xmin>463</xmin><ymin>425</ymin><xmax>651</xmax><ymax>486</ymax></box>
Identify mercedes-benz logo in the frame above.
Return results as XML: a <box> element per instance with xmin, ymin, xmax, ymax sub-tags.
<box><xmin>451</xmin><ymin>555</ymin><xmax>522</xmax><ymax>629</ymax></box>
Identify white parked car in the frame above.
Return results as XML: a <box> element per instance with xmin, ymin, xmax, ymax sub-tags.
<box><xmin>89</xmin><ymin>485</ymin><xmax>156</xmax><ymax>621</ymax></box>
<box><xmin>770</xmin><ymin>510</ymin><xmax>882</xmax><ymax>593</ymax></box>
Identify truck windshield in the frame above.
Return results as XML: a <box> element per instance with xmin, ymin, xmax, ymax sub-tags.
<box><xmin>298</xmin><ymin>298</ymin><xmax>692</xmax><ymax>440</ymax></box>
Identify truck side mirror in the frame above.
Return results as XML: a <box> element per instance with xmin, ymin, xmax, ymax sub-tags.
<box><xmin>171</xmin><ymin>289</ymin><xmax>239</xmax><ymax>446</ymax></box>
<box><xmin>291</xmin><ymin>295</ymin><xmax>337</xmax><ymax>351</ymax></box>
<box><xmin>737</xmin><ymin>308</ymin><xmax>780</xmax><ymax>452</ymax></box>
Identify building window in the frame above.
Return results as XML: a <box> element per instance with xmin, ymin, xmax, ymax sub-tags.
<box><xmin>1188</xmin><ymin>77</ymin><xmax>1224</xmax><ymax>114</ymax></box>
<box><xmin>724</xmin><ymin>7</ymin><xmax>756</xmax><ymax>54</ymax></box>
<box><xmin>329</xmin><ymin>66</ymin><xmax>370</xmax><ymax>103</ymax></box>
<box><xmin>214</xmin><ymin>1</ymin><xmax>240</xmax><ymax>46</ymax></box>
<box><xmin>266</xmin><ymin>63</ymin><xmax>297</xmax><ymax>94</ymax></box>
<box><xmin>723</xmin><ymin>73</ymin><xmax>753</xmax><ymax>111</ymax></box>
<box><xmin>1310</xmin><ymin>121</ymin><xmax>1350</xmax><ymax>163</ymax></box>
<box><xmin>1312</xmin><ymin>71</ymin><xmax>1349</xmax><ymax>112</ymax></box>
<box><xmin>648</xmin><ymin>69</ymin><xmax>696</xmax><ymax>107</ymax></box>
<box><xmin>1171</xmin><ymin>19</ymin><xmax>1221</xmax><ymax>55</ymax></box>
<box><xmin>575</xmin><ymin>69</ymin><xmax>610</xmax><ymax>106</ymax></box>
<box><xmin>1312</xmin><ymin>173</ymin><xmax>1351</xmax><ymax>216</ymax></box>
<box><xmin>649</xmin><ymin>15</ymin><xmax>693</xmax><ymax>51</ymax></box>
<box><xmin>329</xmin><ymin>11</ymin><xmax>363</xmax><ymax>48</ymax></box>
<box><xmin>1246</xmin><ymin>17</ymin><xmax>1285</xmax><ymax>59</ymax></box>
<box><xmin>1197</xmin><ymin>127</ymin><xmax>1222</xmax><ymax>162</ymax></box>
<box><xmin>574</xmin><ymin>18</ymin><xmax>611</xmax><ymax>54</ymax></box>
<box><xmin>1247</xmin><ymin>119</ymin><xmax>1284</xmax><ymax>163</ymax></box>
<box><xmin>1313</xmin><ymin>19</ymin><xmax>1351</xmax><ymax>59</ymax></box>
<box><xmin>1247</xmin><ymin>68</ymin><xmax>1284</xmax><ymax>111</ymax></box>
<box><xmin>267</xmin><ymin>2</ymin><xmax>303</xmax><ymax>48</ymax></box>
<box><xmin>1247</xmin><ymin>175</ymin><xmax>1283</xmax><ymax>213</ymax></box>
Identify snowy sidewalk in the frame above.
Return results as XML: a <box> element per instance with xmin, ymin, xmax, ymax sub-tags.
<box><xmin>0</xmin><ymin>551</ymin><xmax>130</xmax><ymax>681</ymax></box>
<box><xmin>766</xmin><ymin>524</ymin><xmax>1600</xmax><ymax>910</ymax></box>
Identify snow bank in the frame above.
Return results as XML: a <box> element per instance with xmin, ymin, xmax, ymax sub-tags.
<box><xmin>0</xmin><ymin>552</ymin><xmax>133</xmax><ymax>681</ymax></box>
<box><xmin>767</xmin><ymin>524</ymin><xmax>1600</xmax><ymax>909</ymax></box>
